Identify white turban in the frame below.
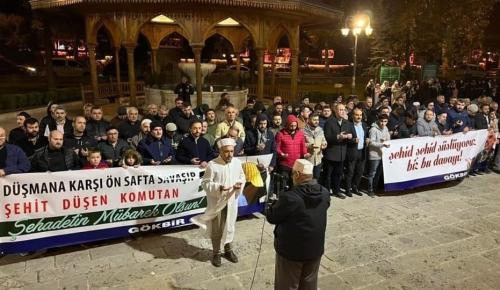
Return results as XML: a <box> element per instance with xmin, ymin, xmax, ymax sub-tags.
<box><xmin>217</xmin><ymin>137</ymin><xmax>236</xmax><ymax>148</ymax></box>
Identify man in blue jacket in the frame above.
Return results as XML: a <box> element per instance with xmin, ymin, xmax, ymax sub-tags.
<box><xmin>137</xmin><ymin>121</ymin><xmax>175</xmax><ymax>165</ymax></box>
<box><xmin>175</xmin><ymin>120</ymin><xmax>215</xmax><ymax>168</ymax></box>
<box><xmin>447</xmin><ymin>98</ymin><xmax>471</xmax><ymax>133</ymax></box>
<box><xmin>266</xmin><ymin>159</ymin><xmax>330</xmax><ymax>290</ymax></box>
<box><xmin>0</xmin><ymin>127</ymin><xmax>30</xmax><ymax>176</ymax></box>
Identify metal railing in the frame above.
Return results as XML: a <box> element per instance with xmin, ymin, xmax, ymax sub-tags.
<box><xmin>81</xmin><ymin>81</ymin><xmax>145</xmax><ymax>102</ymax></box>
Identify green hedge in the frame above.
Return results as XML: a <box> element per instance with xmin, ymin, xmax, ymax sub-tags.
<box><xmin>0</xmin><ymin>87</ymin><xmax>81</xmax><ymax>111</ymax></box>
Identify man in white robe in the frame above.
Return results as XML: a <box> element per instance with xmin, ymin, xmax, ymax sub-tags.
<box><xmin>191</xmin><ymin>137</ymin><xmax>246</xmax><ymax>267</ymax></box>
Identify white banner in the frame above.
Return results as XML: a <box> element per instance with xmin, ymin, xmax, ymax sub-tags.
<box><xmin>382</xmin><ymin>130</ymin><xmax>489</xmax><ymax>191</ymax></box>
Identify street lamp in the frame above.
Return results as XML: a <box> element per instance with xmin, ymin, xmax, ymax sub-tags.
<box><xmin>341</xmin><ymin>13</ymin><xmax>372</xmax><ymax>94</ymax></box>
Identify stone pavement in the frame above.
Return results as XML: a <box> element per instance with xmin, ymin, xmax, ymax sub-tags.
<box><xmin>1</xmin><ymin>173</ymin><xmax>500</xmax><ymax>290</ymax></box>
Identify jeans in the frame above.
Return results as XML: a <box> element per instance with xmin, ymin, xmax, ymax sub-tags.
<box><xmin>366</xmin><ymin>159</ymin><xmax>382</xmax><ymax>192</ymax></box>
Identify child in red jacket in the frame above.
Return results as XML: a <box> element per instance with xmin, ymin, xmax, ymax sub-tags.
<box><xmin>83</xmin><ymin>149</ymin><xmax>109</xmax><ymax>169</ymax></box>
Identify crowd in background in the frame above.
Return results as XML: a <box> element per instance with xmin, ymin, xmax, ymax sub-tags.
<box><xmin>1</xmin><ymin>77</ymin><xmax>499</xmax><ymax>198</ymax></box>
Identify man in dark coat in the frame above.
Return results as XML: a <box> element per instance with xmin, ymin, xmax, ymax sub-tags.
<box><xmin>47</xmin><ymin>106</ymin><xmax>73</xmax><ymax>136</ymax></box>
<box><xmin>0</xmin><ymin>127</ymin><xmax>31</xmax><ymax>176</ymax></box>
<box><xmin>8</xmin><ymin>112</ymin><xmax>30</xmax><ymax>145</ymax></box>
<box><xmin>97</xmin><ymin>127</ymin><xmax>130</xmax><ymax>167</ymax></box>
<box><xmin>345</xmin><ymin>108</ymin><xmax>368</xmax><ymax>196</ymax></box>
<box><xmin>322</xmin><ymin>103</ymin><xmax>355</xmax><ymax>198</ymax></box>
<box><xmin>137</xmin><ymin>121</ymin><xmax>175</xmax><ymax>165</ymax></box>
<box><xmin>475</xmin><ymin>103</ymin><xmax>490</xmax><ymax>130</ymax></box>
<box><xmin>30</xmin><ymin>130</ymin><xmax>80</xmax><ymax>172</ymax></box>
<box><xmin>447</xmin><ymin>98</ymin><xmax>471</xmax><ymax>133</ymax></box>
<box><xmin>175</xmin><ymin>103</ymin><xmax>199</xmax><ymax>135</ymax></box>
<box><xmin>244</xmin><ymin>114</ymin><xmax>277</xmax><ymax>171</ymax></box>
<box><xmin>174</xmin><ymin>76</ymin><xmax>195</xmax><ymax>103</ymax></box>
<box><xmin>240</xmin><ymin>98</ymin><xmax>257</xmax><ymax>130</ymax></box>
<box><xmin>266</xmin><ymin>159</ymin><xmax>330</xmax><ymax>290</ymax></box>
<box><xmin>85</xmin><ymin>106</ymin><xmax>110</xmax><ymax>142</ymax></box>
<box><xmin>176</xmin><ymin>120</ymin><xmax>215</xmax><ymax>168</ymax></box>
<box><xmin>15</xmin><ymin>117</ymin><xmax>48</xmax><ymax>158</ymax></box>
<box><xmin>64</xmin><ymin>116</ymin><xmax>98</xmax><ymax>166</ymax></box>
<box><xmin>118</xmin><ymin>106</ymin><xmax>141</xmax><ymax>142</ymax></box>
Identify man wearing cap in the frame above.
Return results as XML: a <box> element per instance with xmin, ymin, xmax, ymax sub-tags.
<box><xmin>164</xmin><ymin>122</ymin><xmax>183</xmax><ymax>152</ymax></box>
<box><xmin>130</xmin><ymin>119</ymin><xmax>152</xmax><ymax>149</ymax></box>
<box><xmin>137</xmin><ymin>121</ymin><xmax>174</xmax><ymax>165</ymax></box>
<box><xmin>191</xmin><ymin>137</ymin><xmax>246</xmax><ymax>267</ymax></box>
<box><xmin>266</xmin><ymin>159</ymin><xmax>330</xmax><ymax>290</ymax></box>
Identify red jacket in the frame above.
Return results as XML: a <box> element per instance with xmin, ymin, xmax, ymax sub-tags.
<box><xmin>83</xmin><ymin>162</ymin><xmax>110</xmax><ymax>169</ymax></box>
<box><xmin>275</xmin><ymin>115</ymin><xmax>308</xmax><ymax>169</ymax></box>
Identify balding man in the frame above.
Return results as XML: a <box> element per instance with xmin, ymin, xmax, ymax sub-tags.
<box><xmin>30</xmin><ymin>130</ymin><xmax>80</xmax><ymax>172</ymax></box>
<box><xmin>64</xmin><ymin>116</ymin><xmax>98</xmax><ymax>166</ymax></box>
<box><xmin>0</xmin><ymin>126</ymin><xmax>30</xmax><ymax>176</ymax></box>
<box><xmin>214</xmin><ymin>105</ymin><xmax>245</xmax><ymax>142</ymax></box>
<box><xmin>266</xmin><ymin>159</ymin><xmax>330</xmax><ymax>290</ymax></box>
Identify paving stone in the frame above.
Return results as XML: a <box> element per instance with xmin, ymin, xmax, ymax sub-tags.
<box><xmin>317</xmin><ymin>273</ymin><xmax>352</xmax><ymax>290</ymax></box>
<box><xmin>201</xmin><ymin>275</ymin><xmax>245</xmax><ymax>290</ymax></box>
<box><xmin>421</xmin><ymin>225</ymin><xmax>474</xmax><ymax>244</ymax></box>
<box><xmin>55</xmin><ymin>250</ymin><xmax>91</xmax><ymax>267</ymax></box>
<box><xmin>171</xmin><ymin>267</ymin><xmax>214</xmax><ymax>288</ymax></box>
<box><xmin>25</xmin><ymin>255</ymin><xmax>55</xmax><ymax>272</ymax></box>
<box><xmin>235</xmin><ymin>266</ymin><xmax>274</xmax><ymax>290</ymax></box>
<box><xmin>482</xmin><ymin>248</ymin><xmax>500</xmax><ymax>265</ymax></box>
<box><xmin>385</xmin><ymin>232</ymin><xmax>438</xmax><ymax>252</ymax></box>
<box><xmin>336</xmin><ymin>266</ymin><xmax>385</xmax><ymax>289</ymax></box>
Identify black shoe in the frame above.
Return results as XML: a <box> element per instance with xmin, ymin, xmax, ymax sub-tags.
<box><xmin>484</xmin><ymin>168</ymin><xmax>492</xmax><ymax>174</ymax></box>
<box><xmin>352</xmin><ymin>187</ymin><xmax>362</xmax><ymax>196</ymax></box>
<box><xmin>344</xmin><ymin>189</ymin><xmax>353</xmax><ymax>197</ymax></box>
<box><xmin>367</xmin><ymin>190</ymin><xmax>375</xmax><ymax>198</ymax></box>
<box><xmin>334</xmin><ymin>192</ymin><xmax>346</xmax><ymax>199</ymax></box>
<box><xmin>469</xmin><ymin>172</ymin><xmax>477</xmax><ymax>176</ymax></box>
<box><xmin>211</xmin><ymin>253</ymin><xmax>222</xmax><ymax>267</ymax></box>
<box><xmin>223</xmin><ymin>250</ymin><xmax>238</xmax><ymax>263</ymax></box>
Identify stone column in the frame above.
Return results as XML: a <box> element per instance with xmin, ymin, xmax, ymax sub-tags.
<box><xmin>290</xmin><ymin>48</ymin><xmax>299</xmax><ymax>103</ymax></box>
<box><xmin>255</xmin><ymin>47</ymin><xmax>265</xmax><ymax>101</ymax></box>
<box><xmin>87</xmin><ymin>43</ymin><xmax>99</xmax><ymax>103</ymax></box>
<box><xmin>235</xmin><ymin>50</ymin><xmax>241</xmax><ymax>88</ymax></box>
<box><xmin>114</xmin><ymin>47</ymin><xmax>123</xmax><ymax>98</ymax></box>
<box><xmin>124</xmin><ymin>43</ymin><xmax>137</xmax><ymax>106</ymax></box>
<box><xmin>151</xmin><ymin>48</ymin><xmax>159</xmax><ymax>73</ymax></box>
<box><xmin>192</xmin><ymin>45</ymin><xmax>204</xmax><ymax>106</ymax></box>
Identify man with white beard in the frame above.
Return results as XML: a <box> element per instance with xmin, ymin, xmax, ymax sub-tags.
<box><xmin>191</xmin><ymin>138</ymin><xmax>246</xmax><ymax>267</ymax></box>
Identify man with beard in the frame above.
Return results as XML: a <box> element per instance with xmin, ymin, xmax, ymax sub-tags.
<box><xmin>191</xmin><ymin>138</ymin><xmax>246</xmax><ymax>267</ymax></box>
<box><xmin>417</xmin><ymin>110</ymin><xmax>440</xmax><ymax>137</ymax></box>
<box><xmin>319</xmin><ymin>105</ymin><xmax>333</xmax><ymax>129</ymax></box>
<box><xmin>64</xmin><ymin>116</ymin><xmax>98</xmax><ymax>166</ymax></box>
<box><xmin>345</xmin><ymin>108</ymin><xmax>368</xmax><ymax>196</ymax></box>
<box><xmin>240</xmin><ymin>98</ymin><xmax>257</xmax><ymax>130</ymax></box>
<box><xmin>244</xmin><ymin>114</ymin><xmax>277</xmax><ymax>171</ymax></box>
<box><xmin>40</xmin><ymin>102</ymin><xmax>58</xmax><ymax>137</ymax></box>
<box><xmin>118</xmin><ymin>107</ymin><xmax>141</xmax><ymax>142</ymax></box>
<box><xmin>304</xmin><ymin>114</ymin><xmax>327</xmax><ymax>180</ymax></box>
<box><xmin>8</xmin><ymin>112</ymin><xmax>30</xmax><ymax>144</ymax></box>
<box><xmin>205</xmin><ymin>109</ymin><xmax>218</xmax><ymax>139</ymax></box>
<box><xmin>435</xmin><ymin>95</ymin><xmax>450</xmax><ymax>116</ymax></box>
<box><xmin>475</xmin><ymin>103</ymin><xmax>490</xmax><ymax>130</ymax></box>
<box><xmin>275</xmin><ymin>115</ymin><xmax>310</xmax><ymax>188</ymax></box>
<box><xmin>137</xmin><ymin>121</ymin><xmax>175</xmax><ymax>165</ymax></box>
<box><xmin>436</xmin><ymin>112</ymin><xmax>452</xmax><ymax>135</ymax></box>
<box><xmin>201</xmin><ymin>120</ymin><xmax>215</xmax><ymax>147</ymax></box>
<box><xmin>175</xmin><ymin>102</ymin><xmax>199</xmax><ymax>135</ymax></box>
<box><xmin>86</xmin><ymin>106</ymin><xmax>110</xmax><ymax>141</ymax></box>
<box><xmin>0</xmin><ymin>127</ymin><xmax>30</xmax><ymax>176</ymax></box>
<box><xmin>176</xmin><ymin>120</ymin><xmax>215</xmax><ymax>168</ymax></box>
<box><xmin>15</xmin><ymin>118</ymin><xmax>48</xmax><ymax>158</ymax></box>
<box><xmin>322</xmin><ymin>103</ymin><xmax>355</xmax><ymax>198</ymax></box>
<box><xmin>31</xmin><ymin>130</ymin><xmax>80</xmax><ymax>172</ymax></box>
<box><xmin>270</xmin><ymin>112</ymin><xmax>283</xmax><ymax>136</ymax></box>
<box><xmin>49</xmin><ymin>106</ymin><xmax>73</xmax><ymax>136</ymax></box>
<box><xmin>130</xmin><ymin>119</ymin><xmax>152</xmax><ymax>149</ymax></box>
<box><xmin>447</xmin><ymin>98</ymin><xmax>471</xmax><ymax>133</ymax></box>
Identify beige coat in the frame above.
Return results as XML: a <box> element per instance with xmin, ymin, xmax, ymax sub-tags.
<box><xmin>303</xmin><ymin>125</ymin><xmax>327</xmax><ymax>166</ymax></box>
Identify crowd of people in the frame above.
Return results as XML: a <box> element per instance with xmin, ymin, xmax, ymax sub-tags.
<box><xmin>1</xmin><ymin>77</ymin><xmax>499</xmax><ymax>198</ymax></box>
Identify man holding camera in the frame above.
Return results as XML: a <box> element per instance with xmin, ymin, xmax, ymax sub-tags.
<box><xmin>266</xmin><ymin>159</ymin><xmax>330</xmax><ymax>290</ymax></box>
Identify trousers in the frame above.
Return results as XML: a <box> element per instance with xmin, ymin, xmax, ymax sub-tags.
<box><xmin>274</xmin><ymin>253</ymin><xmax>321</xmax><ymax>290</ymax></box>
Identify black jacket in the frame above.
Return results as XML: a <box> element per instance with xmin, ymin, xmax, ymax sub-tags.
<box><xmin>30</xmin><ymin>146</ymin><xmax>81</xmax><ymax>172</ymax></box>
<box><xmin>243</xmin><ymin>128</ymin><xmax>277</xmax><ymax>167</ymax></box>
<box><xmin>48</xmin><ymin>119</ymin><xmax>74</xmax><ymax>136</ymax></box>
<box><xmin>97</xmin><ymin>139</ymin><xmax>130</xmax><ymax>166</ymax></box>
<box><xmin>475</xmin><ymin>113</ymin><xmax>489</xmax><ymax>130</ymax></box>
<box><xmin>15</xmin><ymin>135</ymin><xmax>48</xmax><ymax>158</ymax></box>
<box><xmin>86</xmin><ymin>119</ymin><xmax>110</xmax><ymax>140</ymax></box>
<box><xmin>346</xmin><ymin>122</ymin><xmax>368</xmax><ymax>161</ymax></box>
<box><xmin>266</xmin><ymin>180</ymin><xmax>330</xmax><ymax>261</ymax></box>
<box><xmin>174</xmin><ymin>83</ymin><xmax>194</xmax><ymax>103</ymax></box>
<box><xmin>118</xmin><ymin>120</ymin><xmax>141</xmax><ymax>141</ymax></box>
<box><xmin>175</xmin><ymin>114</ymin><xmax>199</xmax><ymax>135</ymax></box>
<box><xmin>323</xmin><ymin>117</ymin><xmax>355</xmax><ymax>162</ymax></box>
<box><xmin>175</xmin><ymin>134</ymin><xmax>216</xmax><ymax>164</ymax></box>
<box><xmin>64</xmin><ymin>133</ymin><xmax>98</xmax><ymax>165</ymax></box>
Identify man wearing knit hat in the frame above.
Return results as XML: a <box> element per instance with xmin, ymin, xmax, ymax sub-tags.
<box><xmin>266</xmin><ymin>159</ymin><xmax>330</xmax><ymax>290</ymax></box>
<box><xmin>191</xmin><ymin>137</ymin><xmax>246</xmax><ymax>267</ymax></box>
<box><xmin>137</xmin><ymin>121</ymin><xmax>174</xmax><ymax>165</ymax></box>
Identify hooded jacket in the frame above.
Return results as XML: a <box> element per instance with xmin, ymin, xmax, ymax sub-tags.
<box><xmin>368</xmin><ymin>122</ymin><xmax>391</xmax><ymax>160</ymax></box>
<box><xmin>275</xmin><ymin>115</ymin><xmax>308</xmax><ymax>169</ymax></box>
<box><xmin>266</xmin><ymin>179</ymin><xmax>330</xmax><ymax>261</ymax></box>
